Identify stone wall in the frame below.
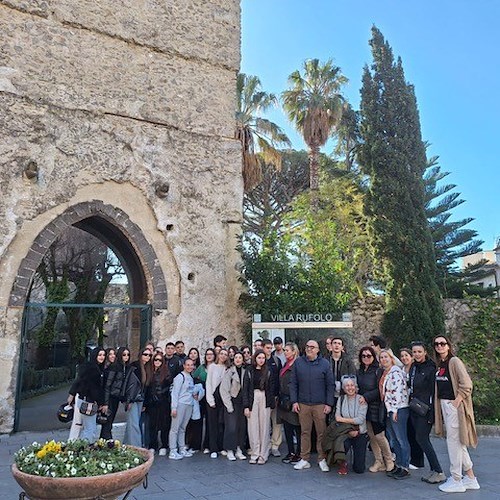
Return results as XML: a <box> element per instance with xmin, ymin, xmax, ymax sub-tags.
<box><xmin>351</xmin><ymin>296</ymin><xmax>474</xmax><ymax>352</ymax></box>
<box><xmin>0</xmin><ymin>0</ymin><xmax>243</xmax><ymax>432</ymax></box>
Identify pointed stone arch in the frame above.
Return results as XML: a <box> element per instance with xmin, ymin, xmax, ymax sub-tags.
<box><xmin>9</xmin><ymin>200</ymin><xmax>168</xmax><ymax>309</ymax></box>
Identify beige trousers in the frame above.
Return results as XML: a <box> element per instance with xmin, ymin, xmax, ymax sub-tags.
<box><xmin>441</xmin><ymin>400</ymin><xmax>473</xmax><ymax>480</ymax></box>
<box><xmin>298</xmin><ymin>403</ymin><xmax>326</xmax><ymax>462</ymax></box>
<box><xmin>247</xmin><ymin>390</ymin><xmax>271</xmax><ymax>461</ymax></box>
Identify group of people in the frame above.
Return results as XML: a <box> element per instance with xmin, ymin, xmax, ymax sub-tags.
<box><xmin>66</xmin><ymin>332</ymin><xmax>480</xmax><ymax>494</ymax></box>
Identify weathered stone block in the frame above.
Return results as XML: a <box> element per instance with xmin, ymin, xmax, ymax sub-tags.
<box><xmin>0</xmin><ymin>5</ymin><xmax>237</xmax><ymax>137</ymax></box>
<box><xmin>1</xmin><ymin>0</ymin><xmax>240</xmax><ymax>69</ymax></box>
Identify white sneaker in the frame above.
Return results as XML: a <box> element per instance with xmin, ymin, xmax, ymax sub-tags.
<box><xmin>168</xmin><ymin>450</ymin><xmax>183</xmax><ymax>460</ymax></box>
<box><xmin>318</xmin><ymin>459</ymin><xmax>330</xmax><ymax>472</ymax></box>
<box><xmin>149</xmin><ymin>448</ymin><xmax>155</xmax><ymax>455</ymax></box>
<box><xmin>158</xmin><ymin>448</ymin><xmax>167</xmax><ymax>456</ymax></box>
<box><xmin>180</xmin><ymin>448</ymin><xmax>193</xmax><ymax>458</ymax></box>
<box><xmin>210</xmin><ymin>452</ymin><xmax>218</xmax><ymax>459</ymax></box>
<box><xmin>203</xmin><ymin>448</ymin><xmax>210</xmax><ymax>454</ymax></box>
<box><xmin>187</xmin><ymin>448</ymin><xmax>197</xmax><ymax>454</ymax></box>
<box><xmin>409</xmin><ymin>463</ymin><xmax>422</xmax><ymax>470</ymax></box>
<box><xmin>227</xmin><ymin>450</ymin><xmax>236</xmax><ymax>461</ymax></box>
<box><xmin>271</xmin><ymin>447</ymin><xmax>281</xmax><ymax>457</ymax></box>
<box><xmin>294</xmin><ymin>459</ymin><xmax>311</xmax><ymax>470</ymax></box>
<box><xmin>438</xmin><ymin>477</ymin><xmax>466</xmax><ymax>493</ymax></box>
<box><xmin>220</xmin><ymin>450</ymin><xmax>228</xmax><ymax>456</ymax></box>
<box><xmin>235</xmin><ymin>447</ymin><xmax>247</xmax><ymax>460</ymax></box>
<box><xmin>462</xmin><ymin>476</ymin><xmax>480</xmax><ymax>490</ymax></box>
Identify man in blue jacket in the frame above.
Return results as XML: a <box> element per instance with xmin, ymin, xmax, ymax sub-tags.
<box><xmin>290</xmin><ymin>339</ymin><xmax>334</xmax><ymax>472</ymax></box>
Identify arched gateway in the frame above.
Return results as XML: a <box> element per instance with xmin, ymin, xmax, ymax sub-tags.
<box><xmin>0</xmin><ymin>0</ymin><xmax>243</xmax><ymax>433</ymax></box>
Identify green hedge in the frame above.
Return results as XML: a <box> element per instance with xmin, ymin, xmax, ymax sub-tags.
<box><xmin>22</xmin><ymin>366</ymin><xmax>72</xmax><ymax>392</ymax></box>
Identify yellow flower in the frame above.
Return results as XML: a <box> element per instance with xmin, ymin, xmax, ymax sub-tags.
<box><xmin>36</xmin><ymin>450</ymin><xmax>46</xmax><ymax>459</ymax></box>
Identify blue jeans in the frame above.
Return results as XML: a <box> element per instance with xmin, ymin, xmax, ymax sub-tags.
<box><xmin>386</xmin><ymin>407</ymin><xmax>410</xmax><ymax>469</ymax></box>
<box><xmin>124</xmin><ymin>401</ymin><xmax>143</xmax><ymax>447</ymax></box>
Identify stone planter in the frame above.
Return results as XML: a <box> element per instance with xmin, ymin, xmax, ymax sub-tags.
<box><xmin>12</xmin><ymin>447</ymin><xmax>153</xmax><ymax>500</ymax></box>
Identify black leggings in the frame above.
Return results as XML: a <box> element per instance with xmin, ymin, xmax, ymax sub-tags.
<box><xmin>283</xmin><ymin>420</ymin><xmax>301</xmax><ymax>456</ymax></box>
<box><xmin>410</xmin><ymin>412</ymin><xmax>443</xmax><ymax>472</ymax></box>
<box><xmin>207</xmin><ymin>388</ymin><xmax>225</xmax><ymax>452</ymax></box>
<box><xmin>99</xmin><ymin>396</ymin><xmax>119</xmax><ymax>440</ymax></box>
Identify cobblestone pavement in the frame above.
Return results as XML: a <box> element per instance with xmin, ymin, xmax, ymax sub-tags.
<box><xmin>1</xmin><ymin>426</ymin><xmax>498</xmax><ymax>499</ymax></box>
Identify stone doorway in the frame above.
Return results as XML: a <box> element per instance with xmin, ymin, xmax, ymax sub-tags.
<box><xmin>9</xmin><ymin>201</ymin><xmax>167</xmax><ymax>432</ymax></box>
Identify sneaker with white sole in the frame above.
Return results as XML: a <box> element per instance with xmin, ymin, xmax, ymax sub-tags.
<box><xmin>158</xmin><ymin>448</ymin><xmax>167</xmax><ymax>456</ymax></box>
<box><xmin>210</xmin><ymin>452</ymin><xmax>218</xmax><ymax>459</ymax></box>
<box><xmin>235</xmin><ymin>447</ymin><xmax>247</xmax><ymax>460</ymax></box>
<box><xmin>318</xmin><ymin>459</ymin><xmax>330</xmax><ymax>472</ymax></box>
<box><xmin>462</xmin><ymin>476</ymin><xmax>480</xmax><ymax>490</ymax></box>
<box><xmin>220</xmin><ymin>450</ymin><xmax>228</xmax><ymax>456</ymax></box>
<box><xmin>271</xmin><ymin>448</ymin><xmax>281</xmax><ymax>457</ymax></box>
<box><xmin>203</xmin><ymin>448</ymin><xmax>210</xmax><ymax>454</ymax></box>
<box><xmin>227</xmin><ymin>450</ymin><xmax>236</xmax><ymax>461</ymax></box>
<box><xmin>180</xmin><ymin>448</ymin><xmax>193</xmax><ymax>458</ymax></box>
<box><xmin>438</xmin><ymin>477</ymin><xmax>466</xmax><ymax>493</ymax></box>
<box><xmin>169</xmin><ymin>450</ymin><xmax>183</xmax><ymax>460</ymax></box>
<box><xmin>149</xmin><ymin>448</ymin><xmax>155</xmax><ymax>455</ymax></box>
<box><xmin>294</xmin><ymin>459</ymin><xmax>311</xmax><ymax>470</ymax></box>
<box><xmin>422</xmin><ymin>471</ymin><xmax>446</xmax><ymax>484</ymax></box>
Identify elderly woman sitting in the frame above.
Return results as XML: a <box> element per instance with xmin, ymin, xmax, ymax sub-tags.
<box><xmin>322</xmin><ymin>375</ymin><xmax>368</xmax><ymax>475</ymax></box>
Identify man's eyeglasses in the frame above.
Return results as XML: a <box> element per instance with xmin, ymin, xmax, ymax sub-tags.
<box><xmin>305</xmin><ymin>345</ymin><xmax>318</xmax><ymax>350</ymax></box>
<box><xmin>434</xmin><ymin>342</ymin><xmax>448</xmax><ymax>347</ymax></box>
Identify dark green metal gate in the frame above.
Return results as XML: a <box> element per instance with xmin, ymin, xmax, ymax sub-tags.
<box><xmin>14</xmin><ymin>302</ymin><xmax>152</xmax><ymax>432</ymax></box>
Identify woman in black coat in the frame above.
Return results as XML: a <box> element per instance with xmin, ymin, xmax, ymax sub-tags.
<box><xmin>67</xmin><ymin>347</ymin><xmax>106</xmax><ymax>443</ymax></box>
<box><xmin>144</xmin><ymin>352</ymin><xmax>172</xmax><ymax>455</ymax></box>
<box><xmin>409</xmin><ymin>342</ymin><xmax>445</xmax><ymax>484</ymax></box>
<box><xmin>356</xmin><ymin>346</ymin><xmax>394</xmax><ymax>473</ymax></box>
<box><xmin>277</xmin><ymin>342</ymin><xmax>301</xmax><ymax>464</ymax></box>
<box><xmin>100</xmin><ymin>346</ymin><xmax>130</xmax><ymax>439</ymax></box>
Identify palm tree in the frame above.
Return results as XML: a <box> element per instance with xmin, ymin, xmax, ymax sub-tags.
<box><xmin>236</xmin><ymin>73</ymin><xmax>291</xmax><ymax>191</ymax></box>
<box><xmin>282</xmin><ymin>59</ymin><xmax>347</xmax><ymax>192</ymax></box>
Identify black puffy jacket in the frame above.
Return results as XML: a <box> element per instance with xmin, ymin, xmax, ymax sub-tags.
<box><xmin>357</xmin><ymin>363</ymin><xmax>383</xmax><ymax>423</ymax></box>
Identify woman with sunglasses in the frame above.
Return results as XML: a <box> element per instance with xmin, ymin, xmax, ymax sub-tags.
<box><xmin>123</xmin><ymin>349</ymin><xmax>152</xmax><ymax>447</ymax></box>
<box><xmin>357</xmin><ymin>346</ymin><xmax>393</xmax><ymax>473</ymax></box>
<box><xmin>240</xmin><ymin>345</ymin><xmax>252</xmax><ymax>365</ymax></box>
<box><xmin>433</xmin><ymin>336</ymin><xmax>479</xmax><ymax>493</ymax></box>
<box><xmin>408</xmin><ymin>342</ymin><xmax>445</xmax><ymax>484</ymax></box>
<box><xmin>100</xmin><ymin>346</ymin><xmax>130</xmax><ymax>439</ymax></box>
<box><xmin>145</xmin><ymin>353</ymin><xmax>172</xmax><ymax>455</ymax></box>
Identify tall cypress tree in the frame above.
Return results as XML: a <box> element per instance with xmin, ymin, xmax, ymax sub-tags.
<box><xmin>359</xmin><ymin>27</ymin><xmax>445</xmax><ymax>348</ymax></box>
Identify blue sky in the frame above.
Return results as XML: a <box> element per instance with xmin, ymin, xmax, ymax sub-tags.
<box><xmin>241</xmin><ymin>0</ymin><xmax>499</xmax><ymax>250</ymax></box>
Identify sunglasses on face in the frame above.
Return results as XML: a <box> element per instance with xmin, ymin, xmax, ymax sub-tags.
<box><xmin>142</xmin><ymin>352</ymin><xmax>151</xmax><ymax>357</ymax></box>
<box><xmin>122</xmin><ymin>353</ymin><xmax>130</xmax><ymax>357</ymax></box>
<box><xmin>361</xmin><ymin>353</ymin><xmax>373</xmax><ymax>358</ymax></box>
<box><xmin>434</xmin><ymin>342</ymin><xmax>448</xmax><ymax>347</ymax></box>
<box><xmin>154</xmin><ymin>358</ymin><xmax>163</xmax><ymax>362</ymax></box>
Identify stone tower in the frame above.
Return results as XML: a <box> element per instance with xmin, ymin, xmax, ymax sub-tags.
<box><xmin>0</xmin><ymin>1</ymin><xmax>243</xmax><ymax>432</ymax></box>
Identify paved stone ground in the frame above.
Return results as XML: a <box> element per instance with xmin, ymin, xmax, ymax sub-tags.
<box><xmin>1</xmin><ymin>425</ymin><xmax>498</xmax><ymax>500</ymax></box>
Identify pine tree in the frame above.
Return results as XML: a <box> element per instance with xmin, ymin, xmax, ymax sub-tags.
<box><xmin>359</xmin><ymin>27</ymin><xmax>445</xmax><ymax>348</ymax></box>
